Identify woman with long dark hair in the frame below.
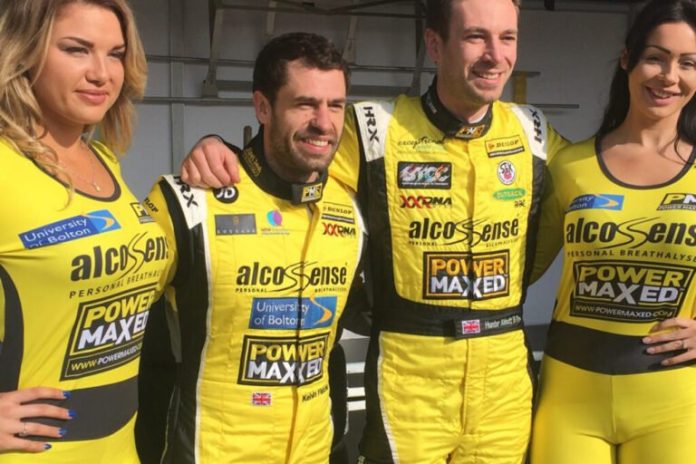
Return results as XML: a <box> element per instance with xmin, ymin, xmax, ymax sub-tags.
<box><xmin>530</xmin><ymin>1</ymin><xmax>696</xmax><ymax>462</ymax></box>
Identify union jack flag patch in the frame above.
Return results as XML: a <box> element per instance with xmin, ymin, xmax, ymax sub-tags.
<box><xmin>252</xmin><ymin>392</ymin><xmax>272</xmax><ymax>406</ymax></box>
<box><xmin>461</xmin><ymin>319</ymin><xmax>481</xmax><ymax>335</ymax></box>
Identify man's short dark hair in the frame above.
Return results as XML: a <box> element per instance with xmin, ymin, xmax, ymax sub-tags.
<box><xmin>253</xmin><ymin>32</ymin><xmax>350</xmax><ymax>104</ymax></box>
<box><xmin>426</xmin><ymin>0</ymin><xmax>521</xmax><ymax>41</ymax></box>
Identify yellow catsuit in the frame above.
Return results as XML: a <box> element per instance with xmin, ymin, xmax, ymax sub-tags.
<box><xmin>330</xmin><ymin>82</ymin><xmax>567</xmax><ymax>464</ymax></box>
<box><xmin>530</xmin><ymin>137</ymin><xmax>696</xmax><ymax>464</ymax></box>
<box><xmin>0</xmin><ymin>139</ymin><xmax>170</xmax><ymax>463</ymax></box>
<box><xmin>144</xmin><ymin>132</ymin><xmax>365</xmax><ymax>464</ymax></box>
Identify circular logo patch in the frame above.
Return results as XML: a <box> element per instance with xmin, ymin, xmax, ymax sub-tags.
<box><xmin>213</xmin><ymin>186</ymin><xmax>238</xmax><ymax>204</ymax></box>
<box><xmin>497</xmin><ymin>161</ymin><xmax>516</xmax><ymax>185</ymax></box>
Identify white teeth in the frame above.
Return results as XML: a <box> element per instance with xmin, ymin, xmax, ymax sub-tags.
<box><xmin>649</xmin><ymin>88</ymin><xmax>677</xmax><ymax>98</ymax></box>
<box><xmin>306</xmin><ymin>139</ymin><xmax>328</xmax><ymax>147</ymax></box>
<box><xmin>474</xmin><ymin>71</ymin><xmax>499</xmax><ymax>80</ymax></box>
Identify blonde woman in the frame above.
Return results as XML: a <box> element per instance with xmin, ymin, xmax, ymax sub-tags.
<box><xmin>0</xmin><ymin>1</ymin><xmax>169</xmax><ymax>462</ymax></box>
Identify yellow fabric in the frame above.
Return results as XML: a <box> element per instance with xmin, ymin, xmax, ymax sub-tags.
<box><xmin>532</xmin><ymin>357</ymin><xmax>696</xmax><ymax>464</ymax></box>
<box><xmin>0</xmin><ymin>138</ymin><xmax>170</xmax><ymax>463</ymax></box>
<box><xmin>344</xmin><ymin>96</ymin><xmax>566</xmax><ymax>463</ymax></box>
<box><xmin>145</xmin><ymin>169</ymin><xmax>363</xmax><ymax>463</ymax></box>
<box><xmin>376</xmin><ymin>331</ymin><xmax>532</xmax><ymax>464</ymax></box>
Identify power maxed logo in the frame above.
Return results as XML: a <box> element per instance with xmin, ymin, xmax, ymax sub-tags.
<box><xmin>61</xmin><ymin>284</ymin><xmax>156</xmax><ymax>379</ymax></box>
<box><xmin>238</xmin><ymin>333</ymin><xmax>329</xmax><ymax>386</ymax></box>
<box><xmin>658</xmin><ymin>193</ymin><xmax>696</xmax><ymax>211</ymax></box>
<box><xmin>424</xmin><ymin>251</ymin><xmax>509</xmax><ymax>300</ymax></box>
<box><xmin>571</xmin><ymin>261</ymin><xmax>695</xmax><ymax>322</ymax></box>
<box><xmin>19</xmin><ymin>210</ymin><xmax>120</xmax><ymax>249</ymax></box>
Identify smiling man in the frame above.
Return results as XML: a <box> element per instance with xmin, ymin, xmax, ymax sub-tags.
<box><xmin>180</xmin><ymin>1</ymin><xmax>568</xmax><ymax>462</ymax></box>
<box><xmin>142</xmin><ymin>32</ymin><xmax>365</xmax><ymax>464</ymax></box>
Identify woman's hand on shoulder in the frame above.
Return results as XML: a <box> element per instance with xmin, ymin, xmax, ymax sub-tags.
<box><xmin>0</xmin><ymin>387</ymin><xmax>72</xmax><ymax>453</ymax></box>
<box><xmin>643</xmin><ymin>317</ymin><xmax>696</xmax><ymax>366</ymax></box>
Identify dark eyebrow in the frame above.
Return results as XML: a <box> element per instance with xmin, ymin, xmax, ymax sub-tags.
<box><xmin>645</xmin><ymin>44</ymin><xmax>696</xmax><ymax>57</ymax></box>
<box><xmin>461</xmin><ymin>27</ymin><xmax>518</xmax><ymax>36</ymax></box>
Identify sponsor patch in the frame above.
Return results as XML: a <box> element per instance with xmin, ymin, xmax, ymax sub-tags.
<box><xmin>496</xmin><ymin>161</ymin><xmax>516</xmax><ymax>185</ymax></box>
<box><xmin>321</xmin><ymin>202</ymin><xmax>355</xmax><ymax>224</ymax></box>
<box><xmin>69</xmin><ymin>233</ymin><xmax>168</xmax><ymax>282</ymax></box>
<box><xmin>408</xmin><ymin>218</ymin><xmax>519</xmax><ymax>247</ymax></box>
<box><xmin>266</xmin><ymin>210</ymin><xmax>282</xmax><ymax>227</ymax></box>
<box><xmin>238</xmin><ymin>333</ymin><xmax>329</xmax><ymax>386</ymax></box>
<box><xmin>130</xmin><ymin>203</ymin><xmax>154</xmax><ymax>223</ymax></box>
<box><xmin>297</xmin><ymin>183</ymin><xmax>323</xmax><ymax>203</ymax></box>
<box><xmin>400</xmin><ymin>195</ymin><xmax>452</xmax><ymax>209</ymax></box>
<box><xmin>397</xmin><ymin>162</ymin><xmax>452</xmax><ymax>189</ymax></box>
<box><xmin>493</xmin><ymin>188</ymin><xmax>526</xmax><ymax>201</ymax></box>
<box><xmin>658</xmin><ymin>193</ymin><xmax>696</xmax><ymax>211</ymax></box>
<box><xmin>571</xmin><ymin>260</ymin><xmax>695</xmax><ymax>322</ymax></box>
<box><xmin>423</xmin><ymin>251</ymin><xmax>510</xmax><ymax>300</ymax></box>
<box><xmin>249</xmin><ymin>296</ymin><xmax>337</xmax><ymax>330</ymax></box>
<box><xmin>565</xmin><ymin>217</ymin><xmax>696</xmax><ymax>248</ymax></box>
<box><xmin>455</xmin><ymin>124</ymin><xmax>486</xmax><ymax>139</ymax></box>
<box><xmin>173</xmin><ymin>176</ymin><xmax>199</xmax><ymax>208</ymax></box>
<box><xmin>568</xmin><ymin>194</ymin><xmax>624</xmax><ymax>212</ymax></box>
<box><xmin>323</xmin><ymin>222</ymin><xmax>356</xmax><ymax>237</ymax></box>
<box><xmin>251</xmin><ymin>392</ymin><xmax>272</xmax><ymax>406</ymax></box>
<box><xmin>213</xmin><ymin>187</ymin><xmax>239</xmax><ymax>204</ymax></box>
<box><xmin>19</xmin><ymin>210</ymin><xmax>121</xmax><ymax>250</ymax></box>
<box><xmin>236</xmin><ymin>262</ymin><xmax>348</xmax><ymax>292</ymax></box>
<box><xmin>61</xmin><ymin>284</ymin><xmax>156</xmax><ymax>379</ymax></box>
<box><xmin>486</xmin><ymin>136</ymin><xmax>525</xmax><ymax>157</ymax></box>
<box><xmin>215</xmin><ymin>214</ymin><xmax>257</xmax><ymax>235</ymax></box>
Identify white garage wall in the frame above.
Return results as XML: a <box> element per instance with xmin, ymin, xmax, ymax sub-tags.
<box><xmin>123</xmin><ymin>0</ymin><xmax>629</xmax><ymax>326</ymax></box>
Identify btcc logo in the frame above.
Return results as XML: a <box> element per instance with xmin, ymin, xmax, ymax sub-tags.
<box><xmin>571</xmin><ymin>261</ymin><xmax>695</xmax><ymax>322</ymax></box>
<box><xmin>238</xmin><ymin>333</ymin><xmax>329</xmax><ymax>386</ymax></box>
<box><xmin>424</xmin><ymin>251</ymin><xmax>510</xmax><ymax>300</ymax></box>
<box><xmin>397</xmin><ymin>162</ymin><xmax>452</xmax><ymax>189</ymax></box>
<box><xmin>400</xmin><ymin>195</ymin><xmax>452</xmax><ymax>209</ymax></box>
<box><xmin>61</xmin><ymin>285</ymin><xmax>156</xmax><ymax>379</ymax></box>
<box><xmin>323</xmin><ymin>222</ymin><xmax>356</xmax><ymax>237</ymax></box>
<box><xmin>658</xmin><ymin>193</ymin><xmax>696</xmax><ymax>211</ymax></box>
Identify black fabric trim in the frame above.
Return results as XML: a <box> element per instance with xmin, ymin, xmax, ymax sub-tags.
<box><xmin>520</xmin><ymin>155</ymin><xmax>547</xmax><ymax>303</ymax></box>
<box><xmin>232</xmin><ymin>129</ymin><xmax>328</xmax><ymax>204</ymax></box>
<box><xmin>378</xmin><ymin>306</ymin><xmax>524</xmax><ymax>338</ymax></box>
<box><xmin>0</xmin><ymin>265</ymin><xmax>22</xmax><ymax>391</ymax></box>
<box><xmin>159</xmin><ymin>179</ymin><xmax>194</xmax><ymax>288</ymax></box>
<box><xmin>163</xmin><ymin>221</ymin><xmax>209</xmax><ymax>464</ymax></box>
<box><xmin>26</xmin><ymin>376</ymin><xmax>137</xmax><ymax>441</ymax></box>
<box><xmin>595</xmin><ymin>136</ymin><xmax>696</xmax><ymax>189</ymax></box>
<box><xmin>420</xmin><ymin>78</ymin><xmax>493</xmax><ymax>139</ymax></box>
<box><xmin>545</xmin><ymin>320</ymin><xmax>696</xmax><ymax>375</ymax></box>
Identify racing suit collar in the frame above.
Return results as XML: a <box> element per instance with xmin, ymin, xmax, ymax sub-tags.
<box><xmin>421</xmin><ymin>78</ymin><xmax>493</xmax><ymax>140</ymax></box>
<box><xmin>239</xmin><ymin>128</ymin><xmax>328</xmax><ymax>205</ymax></box>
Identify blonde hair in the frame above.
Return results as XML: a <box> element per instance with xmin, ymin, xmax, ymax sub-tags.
<box><xmin>0</xmin><ymin>0</ymin><xmax>147</xmax><ymax>172</ymax></box>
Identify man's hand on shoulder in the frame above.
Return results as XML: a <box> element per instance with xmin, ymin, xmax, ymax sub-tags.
<box><xmin>180</xmin><ymin>135</ymin><xmax>240</xmax><ymax>188</ymax></box>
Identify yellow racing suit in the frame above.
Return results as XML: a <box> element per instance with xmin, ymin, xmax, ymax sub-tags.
<box><xmin>330</xmin><ymin>82</ymin><xmax>567</xmax><ymax>464</ymax></box>
<box><xmin>0</xmin><ymin>138</ymin><xmax>170</xmax><ymax>463</ymax></box>
<box><xmin>144</xmin><ymin>132</ymin><xmax>365</xmax><ymax>464</ymax></box>
<box><xmin>530</xmin><ymin>137</ymin><xmax>696</xmax><ymax>464</ymax></box>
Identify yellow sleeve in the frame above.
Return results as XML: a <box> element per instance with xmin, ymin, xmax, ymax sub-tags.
<box><xmin>329</xmin><ymin>105</ymin><xmax>361</xmax><ymax>193</ymax></box>
<box><xmin>142</xmin><ymin>178</ymin><xmax>180</xmax><ymax>291</ymax></box>
<box><xmin>545</xmin><ymin>122</ymin><xmax>570</xmax><ymax>163</ymax></box>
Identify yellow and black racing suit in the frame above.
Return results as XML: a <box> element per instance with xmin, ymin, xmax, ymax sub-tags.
<box><xmin>530</xmin><ymin>137</ymin><xmax>696</xmax><ymax>464</ymax></box>
<box><xmin>0</xmin><ymin>139</ymin><xmax>170</xmax><ymax>463</ymax></box>
<box><xmin>144</xmin><ymin>132</ymin><xmax>365</xmax><ymax>464</ymax></box>
<box><xmin>330</xmin><ymin>82</ymin><xmax>567</xmax><ymax>463</ymax></box>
